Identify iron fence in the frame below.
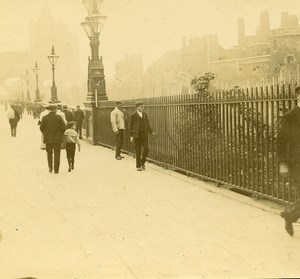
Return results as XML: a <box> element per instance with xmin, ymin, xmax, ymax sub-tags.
<box><xmin>93</xmin><ymin>84</ymin><xmax>298</xmax><ymax>203</ymax></box>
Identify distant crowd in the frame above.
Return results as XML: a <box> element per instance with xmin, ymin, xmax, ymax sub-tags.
<box><xmin>5</xmin><ymin>100</ymin><xmax>85</xmax><ymax>174</ymax></box>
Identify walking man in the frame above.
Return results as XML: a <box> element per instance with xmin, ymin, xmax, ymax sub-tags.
<box><xmin>62</xmin><ymin>104</ymin><xmax>74</xmax><ymax>123</ymax></box>
<box><xmin>130</xmin><ymin>101</ymin><xmax>155</xmax><ymax>171</ymax></box>
<box><xmin>38</xmin><ymin>104</ymin><xmax>50</xmax><ymax>125</ymax></box>
<box><xmin>56</xmin><ymin>104</ymin><xmax>67</xmax><ymax>125</ymax></box>
<box><xmin>7</xmin><ymin>104</ymin><xmax>20</xmax><ymax>137</ymax></box>
<box><xmin>277</xmin><ymin>86</ymin><xmax>300</xmax><ymax>236</ymax></box>
<box><xmin>40</xmin><ymin>104</ymin><xmax>66</xmax><ymax>174</ymax></box>
<box><xmin>110</xmin><ymin>101</ymin><xmax>126</xmax><ymax>160</ymax></box>
<box><xmin>74</xmin><ymin>105</ymin><xmax>85</xmax><ymax>139</ymax></box>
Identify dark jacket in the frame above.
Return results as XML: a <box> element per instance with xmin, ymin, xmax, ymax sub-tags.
<box><xmin>40</xmin><ymin>111</ymin><xmax>66</xmax><ymax>144</ymax></box>
<box><xmin>74</xmin><ymin>109</ymin><xmax>85</xmax><ymax>124</ymax></box>
<box><xmin>277</xmin><ymin>106</ymin><xmax>300</xmax><ymax>173</ymax></box>
<box><xmin>63</xmin><ymin>110</ymin><xmax>74</xmax><ymax>123</ymax></box>
<box><xmin>129</xmin><ymin>111</ymin><xmax>153</xmax><ymax>139</ymax></box>
<box><xmin>9</xmin><ymin>110</ymin><xmax>20</xmax><ymax>124</ymax></box>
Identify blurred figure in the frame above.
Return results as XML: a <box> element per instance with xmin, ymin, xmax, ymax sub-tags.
<box><xmin>56</xmin><ymin>104</ymin><xmax>67</xmax><ymax>125</ymax></box>
<box><xmin>7</xmin><ymin>104</ymin><xmax>20</xmax><ymax>137</ymax></box>
<box><xmin>130</xmin><ymin>101</ymin><xmax>155</xmax><ymax>171</ymax></box>
<box><xmin>110</xmin><ymin>101</ymin><xmax>125</xmax><ymax>160</ymax></box>
<box><xmin>64</xmin><ymin>121</ymin><xmax>81</xmax><ymax>172</ymax></box>
<box><xmin>16</xmin><ymin>103</ymin><xmax>23</xmax><ymax>119</ymax></box>
<box><xmin>74</xmin><ymin>105</ymin><xmax>85</xmax><ymax>139</ymax></box>
<box><xmin>62</xmin><ymin>104</ymin><xmax>74</xmax><ymax>123</ymax></box>
<box><xmin>38</xmin><ymin>104</ymin><xmax>50</xmax><ymax>125</ymax></box>
<box><xmin>40</xmin><ymin>104</ymin><xmax>66</xmax><ymax>174</ymax></box>
<box><xmin>278</xmin><ymin>86</ymin><xmax>300</xmax><ymax>236</ymax></box>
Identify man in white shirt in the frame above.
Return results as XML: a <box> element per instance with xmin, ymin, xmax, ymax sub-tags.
<box><xmin>38</xmin><ymin>104</ymin><xmax>50</xmax><ymax>125</ymax></box>
<box><xmin>56</xmin><ymin>104</ymin><xmax>67</xmax><ymax>125</ymax></box>
<box><xmin>110</xmin><ymin>101</ymin><xmax>126</xmax><ymax>160</ymax></box>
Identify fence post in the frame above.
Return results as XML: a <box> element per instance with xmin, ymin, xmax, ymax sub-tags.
<box><xmin>84</xmin><ymin>101</ymin><xmax>97</xmax><ymax>145</ymax></box>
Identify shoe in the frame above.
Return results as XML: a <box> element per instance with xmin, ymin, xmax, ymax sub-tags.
<box><xmin>136</xmin><ymin>167</ymin><xmax>142</xmax><ymax>171</ymax></box>
<box><xmin>54</xmin><ymin>171</ymin><xmax>59</xmax><ymax>174</ymax></box>
<box><xmin>49</xmin><ymin>169</ymin><xmax>53</xmax><ymax>173</ymax></box>
<box><xmin>68</xmin><ymin>167</ymin><xmax>71</xmax><ymax>172</ymax></box>
<box><xmin>116</xmin><ymin>156</ymin><xmax>122</xmax><ymax>160</ymax></box>
<box><xmin>72</xmin><ymin>165</ymin><xmax>74</xmax><ymax>170</ymax></box>
<box><xmin>120</xmin><ymin>155</ymin><xmax>125</xmax><ymax>158</ymax></box>
<box><xmin>284</xmin><ymin>220</ymin><xmax>294</xmax><ymax>236</ymax></box>
<box><xmin>141</xmin><ymin>164</ymin><xmax>146</xmax><ymax>170</ymax></box>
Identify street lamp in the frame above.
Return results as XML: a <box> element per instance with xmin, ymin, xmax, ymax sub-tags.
<box><xmin>32</xmin><ymin>61</ymin><xmax>41</xmax><ymax>102</ymax></box>
<box><xmin>47</xmin><ymin>45</ymin><xmax>59</xmax><ymax>102</ymax></box>
<box><xmin>81</xmin><ymin>0</ymin><xmax>108</xmax><ymax>103</ymax></box>
<box><xmin>25</xmin><ymin>70</ymin><xmax>31</xmax><ymax>101</ymax></box>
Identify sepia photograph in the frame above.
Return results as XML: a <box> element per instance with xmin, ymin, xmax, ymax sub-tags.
<box><xmin>1</xmin><ymin>0</ymin><xmax>300</xmax><ymax>278</ymax></box>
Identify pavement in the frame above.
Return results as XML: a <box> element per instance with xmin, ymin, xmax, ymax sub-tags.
<box><xmin>0</xmin><ymin>105</ymin><xmax>300</xmax><ymax>279</ymax></box>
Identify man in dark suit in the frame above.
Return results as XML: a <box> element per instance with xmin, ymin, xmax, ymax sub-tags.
<box><xmin>40</xmin><ymin>104</ymin><xmax>66</xmax><ymax>174</ymax></box>
<box><xmin>62</xmin><ymin>104</ymin><xmax>74</xmax><ymax>123</ymax></box>
<box><xmin>74</xmin><ymin>105</ymin><xmax>85</xmax><ymax>139</ymax></box>
<box><xmin>277</xmin><ymin>86</ymin><xmax>300</xmax><ymax>236</ymax></box>
<box><xmin>130</xmin><ymin>101</ymin><xmax>155</xmax><ymax>171</ymax></box>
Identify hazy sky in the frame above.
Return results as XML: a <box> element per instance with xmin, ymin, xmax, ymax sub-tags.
<box><xmin>1</xmin><ymin>0</ymin><xmax>300</xmax><ymax>78</ymax></box>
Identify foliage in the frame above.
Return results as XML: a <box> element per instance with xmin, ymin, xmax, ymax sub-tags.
<box><xmin>191</xmin><ymin>72</ymin><xmax>215</xmax><ymax>95</ymax></box>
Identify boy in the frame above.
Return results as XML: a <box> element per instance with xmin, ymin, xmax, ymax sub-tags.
<box><xmin>64</xmin><ymin>121</ymin><xmax>81</xmax><ymax>172</ymax></box>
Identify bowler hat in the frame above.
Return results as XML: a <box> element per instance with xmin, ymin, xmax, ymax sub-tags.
<box><xmin>135</xmin><ymin>101</ymin><xmax>144</xmax><ymax>107</ymax></box>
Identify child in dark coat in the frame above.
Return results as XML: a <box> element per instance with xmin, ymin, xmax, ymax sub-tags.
<box><xmin>64</xmin><ymin>121</ymin><xmax>81</xmax><ymax>172</ymax></box>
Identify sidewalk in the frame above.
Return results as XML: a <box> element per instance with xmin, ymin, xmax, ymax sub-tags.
<box><xmin>0</xmin><ymin>105</ymin><xmax>300</xmax><ymax>279</ymax></box>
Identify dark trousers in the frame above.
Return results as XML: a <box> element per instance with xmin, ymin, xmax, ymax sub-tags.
<box><xmin>283</xmin><ymin>174</ymin><xmax>300</xmax><ymax>222</ymax></box>
<box><xmin>46</xmin><ymin>143</ymin><xmax>61</xmax><ymax>173</ymax></box>
<box><xmin>66</xmin><ymin>143</ymin><xmax>76</xmax><ymax>167</ymax></box>
<box><xmin>115</xmin><ymin>129</ymin><xmax>124</xmax><ymax>158</ymax></box>
<box><xmin>76</xmin><ymin>122</ymin><xmax>83</xmax><ymax>139</ymax></box>
<box><xmin>9</xmin><ymin>120</ymin><xmax>18</xmax><ymax>137</ymax></box>
<box><xmin>134</xmin><ymin>133</ymin><xmax>149</xmax><ymax>168</ymax></box>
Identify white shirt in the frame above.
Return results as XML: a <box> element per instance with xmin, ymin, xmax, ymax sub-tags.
<box><xmin>39</xmin><ymin>109</ymin><xmax>50</xmax><ymax>122</ymax></box>
<box><xmin>110</xmin><ymin>107</ymin><xmax>125</xmax><ymax>132</ymax></box>
<box><xmin>137</xmin><ymin>111</ymin><xmax>143</xmax><ymax>118</ymax></box>
<box><xmin>56</xmin><ymin>109</ymin><xmax>67</xmax><ymax>124</ymax></box>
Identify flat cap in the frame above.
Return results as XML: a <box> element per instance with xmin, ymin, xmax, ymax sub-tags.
<box><xmin>135</xmin><ymin>101</ymin><xmax>144</xmax><ymax>107</ymax></box>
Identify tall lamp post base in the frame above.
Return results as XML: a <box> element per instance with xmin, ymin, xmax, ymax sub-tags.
<box><xmin>51</xmin><ymin>86</ymin><xmax>59</xmax><ymax>103</ymax></box>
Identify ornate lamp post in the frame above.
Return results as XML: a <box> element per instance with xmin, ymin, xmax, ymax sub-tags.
<box><xmin>81</xmin><ymin>0</ymin><xmax>108</xmax><ymax>104</ymax></box>
<box><xmin>47</xmin><ymin>45</ymin><xmax>59</xmax><ymax>102</ymax></box>
<box><xmin>32</xmin><ymin>61</ymin><xmax>41</xmax><ymax>102</ymax></box>
<box><xmin>25</xmin><ymin>70</ymin><xmax>31</xmax><ymax>101</ymax></box>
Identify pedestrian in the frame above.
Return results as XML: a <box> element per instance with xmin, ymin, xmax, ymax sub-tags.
<box><xmin>7</xmin><ymin>104</ymin><xmax>20</xmax><ymax>137</ymax></box>
<box><xmin>110</xmin><ymin>101</ymin><xmax>126</xmax><ymax>160</ymax></box>
<box><xmin>40</xmin><ymin>104</ymin><xmax>66</xmax><ymax>174</ymax></box>
<box><xmin>38</xmin><ymin>104</ymin><xmax>50</xmax><ymax>125</ymax></box>
<box><xmin>16</xmin><ymin>103</ymin><xmax>23</xmax><ymax>119</ymax></box>
<box><xmin>277</xmin><ymin>85</ymin><xmax>300</xmax><ymax>236</ymax></box>
<box><xmin>56</xmin><ymin>104</ymin><xmax>67</xmax><ymax>125</ymax></box>
<box><xmin>74</xmin><ymin>105</ymin><xmax>85</xmax><ymax>139</ymax></box>
<box><xmin>64</xmin><ymin>121</ymin><xmax>81</xmax><ymax>172</ymax></box>
<box><xmin>62</xmin><ymin>104</ymin><xmax>74</xmax><ymax>123</ymax></box>
<box><xmin>130</xmin><ymin>101</ymin><xmax>156</xmax><ymax>171</ymax></box>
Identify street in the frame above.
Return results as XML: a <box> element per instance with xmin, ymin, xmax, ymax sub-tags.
<box><xmin>0</xmin><ymin>105</ymin><xmax>300</xmax><ymax>279</ymax></box>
